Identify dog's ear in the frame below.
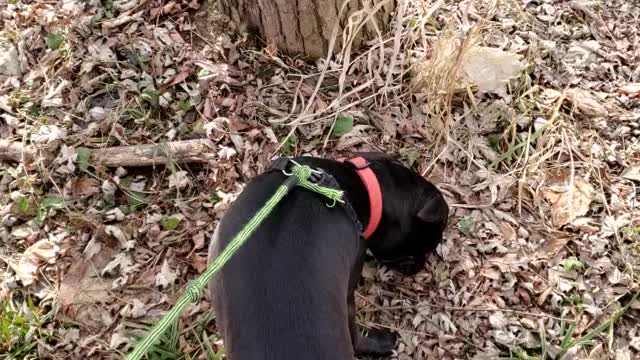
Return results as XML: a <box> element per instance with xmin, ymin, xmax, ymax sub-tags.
<box><xmin>416</xmin><ymin>194</ymin><xmax>449</xmax><ymax>225</ymax></box>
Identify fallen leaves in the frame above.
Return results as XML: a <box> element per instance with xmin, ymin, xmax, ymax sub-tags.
<box><xmin>168</xmin><ymin>170</ymin><xmax>191</xmax><ymax>189</ymax></box>
<box><xmin>192</xmin><ymin>253</ymin><xmax>208</xmax><ymax>273</ymax></box>
<box><xmin>155</xmin><ymin>260</ymin><xmax>178</xmax><ymax>288</ymax></box>
<box><xmin>65</xmin><ymin>177</ymin><xmax>100</xmax><ymax>199</ymax></box>
<box><xmin>413</xmin><ymin>41</ymin><xmax>525</xmax><ymax>97</ymax></box>
<box><xmin>621</xmin><ymin>165</ymin><xmax>640</xmax><ymax>182</ymax></box>
<box><xmin>30</xmin><ymin>124</ymin><xmax>67</xmax><ymax>144</ymax></box>
<box><xmin>162</xmin><ymin>65</ymin><xmax>193</xmax><ymax>88</ymax></box>
<box><xmin>101</xmin><ymin>10</ymin><xmax>144</xmax><ymax>30</ymax></box>
<box><xmin>102</xmin><ymin>253</ymin><xmax>134</xmax><ymax>276</ymax></box>
<box><xmin>460</xmin><ymin>46</ymin><xmax>526</xmax><ymax>95</ymax></box>
<box><xmin>14</xmin><ymin>238</ymin><xmax>60</xmax><ymax>286</ymax></box>
<box><xmin>542</xmin><ymin>87</ymin><xmax>609</xmax><ymax>116</ymax></box>
<box><xmin>542</xmin><ymin>171</ymin><xmax>594</xmax><ymax>228</ymax></box>
<box><xmin>534</xmin><ymin>232</ymin><xmax>572</xmax><ymax>259</ymax></box>
<box><xmin>0</xmin><ymin>39</ymin><xmax>21</xmax><ymax>76</ymax></box>
<box><xmin>564</xmin><ymin>88</ymin><xmax>609</xmax><ymax>116</ymax></box>
<box><xmin>617</xmin><ymin>83</ymin><xmax>640</xmax><ymax>97</ymax></box>
<box><xmin>119</xmin><ymin>299</ymin><xmax>148</xmax><ymax>319</ymax></box>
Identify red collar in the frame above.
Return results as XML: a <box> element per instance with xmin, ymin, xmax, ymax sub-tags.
<box><xmin>337</xmin><ymin>157</ymin><xmax>382</xmax><ymax>240</ymax></box>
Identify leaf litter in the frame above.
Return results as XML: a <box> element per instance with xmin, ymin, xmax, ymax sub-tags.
<box><xmin>0</xmin><ymin>0</ymin><xmax>639</xmax><ymax>359</ymax></box>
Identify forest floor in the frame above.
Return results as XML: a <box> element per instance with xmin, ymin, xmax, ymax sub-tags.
<box><xmin>1</xmin><ymin>0</ymin><xmax>639</xmax><ymax>359</ymax></box>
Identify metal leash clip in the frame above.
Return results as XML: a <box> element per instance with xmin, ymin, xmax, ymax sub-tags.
<box><xmin>282</xmin><ymin>159</ymin><xmax>325</xmax><ymax>182</ymax></box>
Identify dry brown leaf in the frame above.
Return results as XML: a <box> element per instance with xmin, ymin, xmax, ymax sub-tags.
<box><xmin>192</xmin><ymin>231</ymin><xmax>205</xmax><ymax>250</ymax></box>
<box><xmin>109</xmin><ymin>324</ymin><xmax>131</xmax><ymax>350</ymax></box>
<box><xmin>58</xmin><ymin>245</ymin><xmax>116</xmax><ymax>329</ymax></box>
<box><xmin>621</xmin><ymin>165</ymin><xmax>640</xmax><ymax>182</ymax></box>
<box><xmin>542</xmin><ymin>173</ymin><xmax>594</xmax><ymax>228</ymax></box>
<box><xmin>155</xmin><ymin>260</ymin><xmax>177</xmax><ymax>288</ymax></box>
<box><xmin>498</xmin><ymin>222</ymin><xmax>516</xmax><ymax>242</ymax></box>
<box><xmin>564</xmin><ymin>88</ymin><xmax>608</xmax><ymax>116</ymax></box>
<box><xmin>101</xmin><ymin>10</ymin><xmax>144</xmax><ymax>29</ymax></box>
<box><xmin>193</xmin><ymin>253</ymin><xmax>208</xmax><ymax>273</ymax></box>
<box><xmin>15</xmin><ymin>239</ymin><xmax>60</xmax><ymax>285</ymax></box>
<box><xmin>119</xmin><ymin>299</ymin><xmax>147</xmax><ymax>319</ymax></box>
<box><xmin>461</xmin><ymin>46</ymin><xmax>525</xmax><ymax>94</ymax></box>
<box><xmin>168</xmin><ymin>171</ymin><xmax>191</xmax><ymax>189</ymax></box>
<box><xmin>617</xmin><ymin>83</ymin><xmax>640</xmax><ymax>97</ymax></box>
<box><xmin>336</xmin><ymin>125</ymin><xmax>372</xmax><ymax>150</ymax></box>
<box><xmin>162</xmin><ymin>65</ymin><xmax>192</xmax><ymax>88</ymax></box>
<box><xmin>67</xmin><ymin>177</ymin><xmax>100</xmax><ymax>199</ymax></box>
<box><xmin>542</xmin><ymin>87</ymin><xmax>608</xmax><ymax>116</ymax></box>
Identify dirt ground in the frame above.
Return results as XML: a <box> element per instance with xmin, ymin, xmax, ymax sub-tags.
<box><xmin>1</xmin><ymin>0</ymin><xmax>639</xmax><ymax>359</ymax></box>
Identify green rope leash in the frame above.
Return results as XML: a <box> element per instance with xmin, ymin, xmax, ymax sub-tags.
<box><xmin>126</xmin><ymin>165</ymin><xmax>343</xmax><ymax>360</ymax></box>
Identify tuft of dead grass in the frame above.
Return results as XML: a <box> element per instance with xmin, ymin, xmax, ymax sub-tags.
<box><xmin>411</xmin><ymin>25</ymin><xmax>479</xmax><ymax>135</ymax></box>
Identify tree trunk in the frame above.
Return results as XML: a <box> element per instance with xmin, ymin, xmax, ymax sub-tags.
<box><xmin>219</xmin><ymin>0</ymin><xmax>395</xmax><ymax>58</ymax></box>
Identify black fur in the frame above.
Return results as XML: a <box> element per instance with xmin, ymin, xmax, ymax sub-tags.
<box><xmin>208</xmin><ymin>153</ymin><xmax>448</xmax><ymax>360</ymax></box>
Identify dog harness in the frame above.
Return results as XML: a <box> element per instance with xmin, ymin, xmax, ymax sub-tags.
<box><xmin>337</xmin><ymin>157</ymin><xmax>383</xmax><ymax>240</ymax></box>
<box><xmin>270</xmin><ymin>157</ymin><xmax>383</xmax><ymax>239</ymax></box>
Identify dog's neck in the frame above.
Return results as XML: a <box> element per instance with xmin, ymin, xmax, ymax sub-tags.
<box><xmin>336</xmin><ymin>157</ymin><xmax>382</xmax><ymax>239</ymax></box>
<box><xmin>329</xmin><ymin>162</ymin><xmax>379</xmax><ymax>238</ymax></box>
<box><xmin>293</xmin><ymin>157</ymin><xmax>383</xmax><ymax>238</ymax></box>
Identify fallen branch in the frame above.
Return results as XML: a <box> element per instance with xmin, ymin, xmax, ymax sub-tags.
<box><xmin>0</xmin><ymin>139</ymin><xmax>217</xmax><ymax>167</ymax></box>
<box><xmin>90</xmin><ymin>139</ymin><xmax>216</xmax><ymax>167</ymax></box>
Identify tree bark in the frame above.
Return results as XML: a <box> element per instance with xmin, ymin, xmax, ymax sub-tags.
<box><xmin>219</xmin><ymin>0</ymin><xmax>395</xmax><ymax>58</ymax></box>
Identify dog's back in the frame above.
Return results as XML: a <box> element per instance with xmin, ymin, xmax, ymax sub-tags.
<box><xmin>209</xmin><ymin>169</ymin><xmax>363</xmax><ymax>360</ymax></box>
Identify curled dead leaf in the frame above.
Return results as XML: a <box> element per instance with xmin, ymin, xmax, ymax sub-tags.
<box><xmin>155</xmin><ymin>260</ymin><xmax>177</xmax><ymax>288</ymax></box>
<box><xmin>542</xmin><ymin>172</ymin><xmax>593</xmax><ymax>228</ymax></box>
<box><xmin>621</xmin><ymin>165</ymin><xmax>640</xmax><ymax>182</ymax></box>
<box><xmin>66</xmin><ymin>177</ymin><xmax>100</xmax><ymax>199</ymax></box>
<box><xmin>565</xmin><ymin>88</ymin><xmax>608</xmax><ymax>116</ymax></box>
<box><xmin>14</xmin><ymin>239</ymin><xmax>60</xmax><ymax>286</ymax></box>
<box><xmin>544</xmin><ymin>87</ymin><xmax>608</xmax><ymax>116</ymax></box>
<box><xmin>461</xmin><ymin>46</ymin><xmax>525</xmax><ymax>95</ymax></box>
<box><xmin>193</xmin><ymin>253</ymin><xmax>208</xmax><ymax>273</ymax></box>
<box><xmin>168</xmin><ymin>170</ymin><xmax>191</xmax><ymax>189</ymax></box>
<box><xmin>617</xmin><ymin>83</ymin><xmax>640</xmax><ymax>97</ymax></box>
<box><xmin>535</xmin><ymin>232</ymin><xmax>572</xmax><ymax>259</ymax></box>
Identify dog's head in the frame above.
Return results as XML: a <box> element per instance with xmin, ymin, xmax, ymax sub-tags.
<box><xmin>358</xmin><ymin>153</ymin><xmax>449</xmax><ymax>275</ymax></box>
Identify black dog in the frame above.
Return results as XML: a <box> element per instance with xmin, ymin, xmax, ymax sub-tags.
<box><xmin>208</xmin><ymin>153</ymin><xmax>448</xmax><ymax>359</ymax></box>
